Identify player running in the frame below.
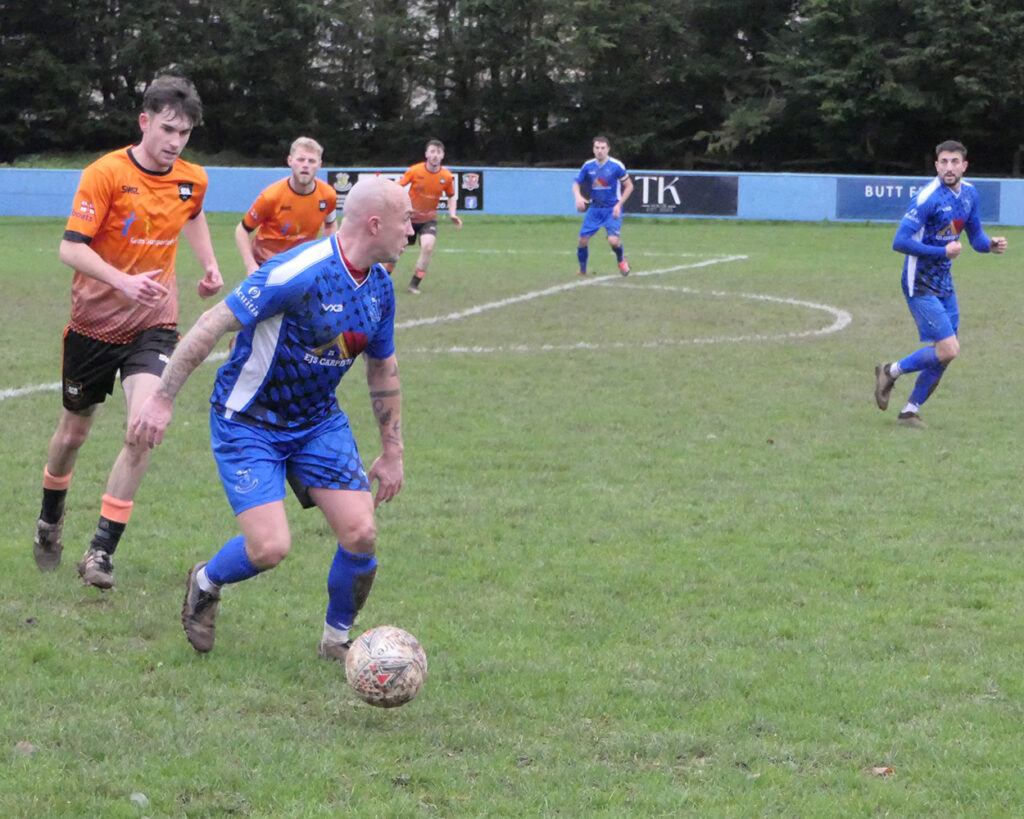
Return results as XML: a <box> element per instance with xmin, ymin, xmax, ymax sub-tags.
<box><xmin>874</xmin><ymin>139</ymin><xmax>1008</xmax><ymax>427</ymax></box>
<box><xmin>395</xmin><ymin>139</ymin><xmax>463</xmax><ymax>294</ymax></box>
<box><xmin>33</xmin><ymin>75</ymin><xmax>223</xmax><ymax>588</ymax></box>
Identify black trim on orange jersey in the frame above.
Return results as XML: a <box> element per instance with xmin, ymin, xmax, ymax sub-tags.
<box><xmin>127</xmin><ymin>146</ymin><xmax>174</xmax><ymax>177</ymax></box>
<box><xmin>63</xmin><ymin>230</ymin><xmax>92</xmax><ymax>244</ymax></box>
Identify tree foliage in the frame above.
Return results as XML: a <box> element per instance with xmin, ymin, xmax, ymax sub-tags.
<box><xmin>2</xmin><ymin>0</ymin><xmax>1022</xmax><ymax>173</ymax></box>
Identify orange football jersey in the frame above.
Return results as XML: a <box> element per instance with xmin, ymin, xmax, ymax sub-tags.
<box><xmin>63</xmin><ymin>146</ymin><xmax>208</xmax><ymax>343</ymax></box>
<box><xmin>398</xmin><ymin>162</ymin><xmax>456</xmax><ymax>223</ymax></box>
<box><xmin>241</xmin><ymin>177</ymin><xmax>338</xmax><ymax>264</ymax></box>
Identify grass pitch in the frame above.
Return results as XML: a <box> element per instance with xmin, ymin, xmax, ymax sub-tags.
<box><xmin>2</xmin><ymin>212</ymin><xmax>1024</xmax><ymax>816</ymax></box>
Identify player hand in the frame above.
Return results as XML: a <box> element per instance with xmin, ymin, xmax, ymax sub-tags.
<box><xmin>575</xmin><ymin>198</ymin><xmax>587</xmax><ymax>212</ymax></box>
<box><xmin>991</xmin><ymin>236</ymin><xmax>1008</xmax><ymax>254</ymax></box>
<box><xmin>368</xmin><ymin>451</ymin><xmax>404</xmax><ymax>508</ymax></box>
<box><xmin>129</xmin><ymin>392</ymin><xmax>174</xmax><ymax>448</ymax></box>
<box><xmin>945</xmin><ymin>240</ymin><xmax>962</xmax><ymax>259</ymax></box>
<box><xmin>451</xmin><ymin>215</ymin><xmax>463</xmax><ymax>229</ymax></box>
<box><xmin>612</xmin><ymin>205</ymin><xmax>622</xmax><ymax>219</ymax></box>
<box><xmin>122</xmin><ymin>269</ymin><xmax>169</xmax><ymax>307</ymax></box>
<box><xmin>198</xmin><ymin>268</ymin><xmax>224</xmax><ymax>298</ymax></box>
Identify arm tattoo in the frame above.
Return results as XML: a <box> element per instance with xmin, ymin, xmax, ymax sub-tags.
<box><xmin>160</xmin><ymin>304</ymin><xmax>242</xmax><ymax>399</ymax></box>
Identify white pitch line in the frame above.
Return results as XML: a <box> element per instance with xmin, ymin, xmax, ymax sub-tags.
<box><xmin>396</xmin><ymin>255</ymin><xmax>747</xmax><ymax>330</ymax></box>
<box><xmin>609</xmin><ymin>282</ymin><xmax>852</xmax><ymax>336</ymax></box>
<box><xmin>437</xmin><ymin>248</ymin><xmax>721</xmax><ymax>257</ymax></box>
<box><xmin>0</xmin><ymin>382</ymin><xmax>61</xmax><ymax>401</ymax></box>
<box><xmin>4</xmin><ymin>253</ymin><xmax>855</xmax><ymax>399</ymax></box>
<box><xmin>400</xmin><ymin>282</ymin><xmax>851</xmax><ymax>355</ymax></box>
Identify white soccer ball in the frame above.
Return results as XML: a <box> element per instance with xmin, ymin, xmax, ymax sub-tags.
<box><xmin>346</xmin><ymin>625</ymin><xmax>428</xmax><ymax>708</ymax></box>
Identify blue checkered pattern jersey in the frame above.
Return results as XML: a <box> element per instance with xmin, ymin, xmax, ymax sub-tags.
<box><xmin>574</xmin><ymin>157</ymin><xmax>628</xmax><ymax>208</ymax></box>
<box><xmin>895</xmin><ymin>177</ymin><xmax>987</xmax><ymax>298</ymax></box>
<box><xmin>212</xmin><ymin>235</ymin><xmax>396</xmax><ymax>429</ymax></box>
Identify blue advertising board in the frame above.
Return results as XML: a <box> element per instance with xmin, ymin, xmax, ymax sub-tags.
<box><xmin>836</xmin><ymin>177</ymin><xmax>1001</xmax><ymax>222</ymax></box>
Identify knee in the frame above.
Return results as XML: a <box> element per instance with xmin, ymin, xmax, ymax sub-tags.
<box><xmin>57</xmin><ymin>426</ymin><xmax>90</xmax><ymax>451</ymax></box>
<box><xmin>55</xmin><ymin>416</ymin><xmax>91</xmax><ymax>450</ymax></box>
<box><xmin>339</xmin><ymin>518</ymin><xmax>377</xmax><ymax>555</ymax></box>
<box><xmin>247</xmin><ymin>532</ymin><xmax>292</xmax><ymax>569</ymax></box>
<box><xmin>120</xmin><ymin>435</ymin><xmax>152</xmax><ymax>464</ymax></box>
<box><xmin>936</xmin><ymin>338</ymin><xmax>959</xmax><ymax>364</ymax></box>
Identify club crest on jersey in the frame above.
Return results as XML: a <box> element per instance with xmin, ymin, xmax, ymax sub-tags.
<box><xmin>178</xmin><ymin>182</ymin><xmax>194</xmax><ymax>201</ymax></box>
<box><xmin>365</xmin><ymin>295</ymin><xmax>382</xmax><ymax>324</ymax></box>
<box><xmin>319</xmin><ymin>199</ymin><xmax>327</xmax><ymax>211</ymax></box>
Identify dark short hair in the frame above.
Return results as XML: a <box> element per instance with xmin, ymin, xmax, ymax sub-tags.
<box><xmin>593</xmin><ymin>135</ymin><xmax>610</xmax><ymax>148</ymax></box>
<box><xmin>143</xmin><ymin>75</ymin><xmax>203</xmax><ymax>126</ymax></box>
<box><xmin>935</xmin><ymin>139</ymin><xmax>967</xmax><ymax>158</ymax></box>
<box><xmin>426</xmin><ymin>138</ymin><xmax>445</xmax><ymax>151</ymax></box>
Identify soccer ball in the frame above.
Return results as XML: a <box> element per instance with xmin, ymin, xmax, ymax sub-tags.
<box><xmin>345</xmin><ymin>625</ymin><xmax>428</xmax><ymax>708</ymax></box>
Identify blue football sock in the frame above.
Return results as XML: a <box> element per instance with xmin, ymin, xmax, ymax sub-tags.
<box><xmin>909</xmin><ymin>362</ymin><xmax>946</xmax><ymax>407</ymax></box>
<box><xmin>898</xmin><ymin>346</ymin><xmax>940</xmax><ymax>374</ymax></box>
<box><xmin>325</xmin><ymin>545</ymin><xmax>377</xmax><ymax>631</ymax></box>
<box><xmin>613</xmin><ymin>244</ymin><xmax>624</xmax><ymax>262</ymax></box>
<box><xmin>577</xmin><ymin>247</ymin><xmax>588</xmax><ymax>270</ymax></box>
<box><xmin>205</xmin><ymin>535</ymin><xmax>260</xmax><ymax>586</ymax></box>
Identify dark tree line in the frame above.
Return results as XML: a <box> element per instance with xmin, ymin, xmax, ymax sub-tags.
<box><xmin>3</xmin><ymin>0</ymin><xmax>1023</xmax><ymax>174</ymax></box>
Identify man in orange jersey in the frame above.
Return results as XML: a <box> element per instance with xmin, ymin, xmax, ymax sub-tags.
<box><xmin>33</xmin><ymin>75</ymin><xmax>224</xmax><ymax>589</ymax></box>
<box><xmin>234</xmin><ymin>136</ymin><xmax>338</xmax><ymax>274</ymax></box>
<box><xmin>396</xmin><ymin>138</ymin><xmax>462</xmax><ymax>294</ymax></box>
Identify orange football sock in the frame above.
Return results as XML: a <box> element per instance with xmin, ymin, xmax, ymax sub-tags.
<box><xmin>100</xmin><ymin>493</ymin><xmax>134</xmax><ymax>524</ymax></box>
<box><xmin>43</xmin><ymin>467</ymin><xmax>72</xmax><ymax>490</ymax></box>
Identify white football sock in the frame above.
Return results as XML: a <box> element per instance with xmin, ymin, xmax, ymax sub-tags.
<box><xmin>322</xmin><ymin>623</ymin><xmax>350</xmax><ymax>645</ymax></box>
<box><xmin>196</xmin><ymin>566</ymin><xmax>219</xmax><ymax>593</ymax></box>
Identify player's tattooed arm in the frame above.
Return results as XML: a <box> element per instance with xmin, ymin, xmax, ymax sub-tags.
<box><xmin>366</xmin><ymin>355</ymin><xmax>403</xmax><ymax>454</ymax></box>
<box><xmin>160</xmin><ymin>301</ymin><xmax>243</xmax><ymax>400</ymax></box>
<box><xmin>131</xmin><ymin>301</ymin><xmax>243</xmax><ymax>446</ymax></box>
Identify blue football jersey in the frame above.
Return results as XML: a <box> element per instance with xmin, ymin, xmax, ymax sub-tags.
<box><xmin>574</xmin><ymin>157</ymin><xmax>629</xmax><ymax>208</ymax></box>
<box><xmin>212</xmin><ymin>235</ymin><xmax>396</xmax><ymax>429</ymax></box>
<box><xmin>897</xmin><ymin>177</ymin><xmax>985</xmax><ymax>297</ymax></box>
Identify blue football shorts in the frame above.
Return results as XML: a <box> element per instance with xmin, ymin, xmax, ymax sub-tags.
<box><xmin>905</xmin><ymin>292</ymin><xmax>959</xmax><ymax>343</ymax></box>
<box><xmin>579</xmin><ymin>205</ymin><xmax>622</xmax><ymax>238</ymax></box>
<box><xmin>210</xmin><ymin>409</ymin><xmax>370</xmax><ymax>515</ymax></box>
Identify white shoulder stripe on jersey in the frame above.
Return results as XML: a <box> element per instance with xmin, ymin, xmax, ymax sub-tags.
<box><xmin>224</xmin><ymin>314</ymin><xmax>284</xmax><ymax>417</ymax></box>
<box><xmin>265</xmin><ymin>237</ymin><xmax>335</xmax><ymax>287</ymax></box>
<box><xmin>915</xmin><ymin>177</ymin><xmax>940</xmax><ymax>205</ymax></box>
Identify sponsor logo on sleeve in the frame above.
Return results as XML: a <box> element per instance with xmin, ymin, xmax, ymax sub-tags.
<box><xmin>72</xmin><ymin>200</ymin><xmax>96</xmax><ymax>222</ymax></box>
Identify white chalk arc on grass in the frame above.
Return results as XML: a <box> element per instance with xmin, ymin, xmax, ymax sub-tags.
<box><xmin>1</xmin><ymin>254</ymin><xmax>852</xmax><ymax>401</ymax></box>
<box><xmin>397</xmin><ymin>255</ymin><xmax>852</xmax><ymax>354</ymax></box>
